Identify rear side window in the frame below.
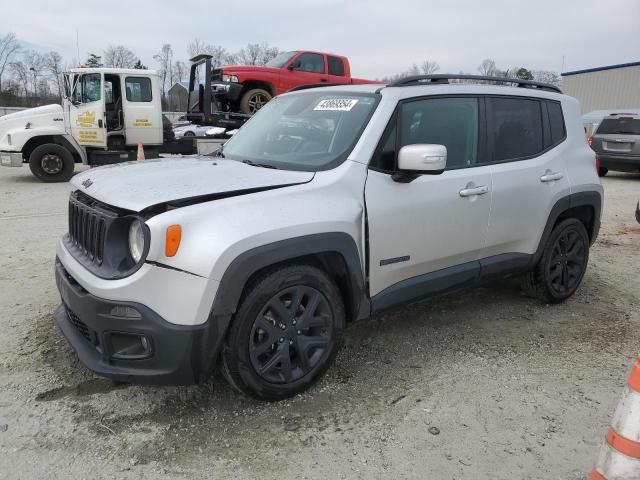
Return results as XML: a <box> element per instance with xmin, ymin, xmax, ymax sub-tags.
<box><xmin>328</xmin><ymin>56</ymin><xmax>345</xmax><ymax>76</ymax></box>
<box><xmin>125</xmin><ymin>77</ymin><xmax>152</xmax><ymax>102</ymax></box>
<box><xmin>489</xmin><ymin>98</ymin><xmax>543</xmax><ymax>161</ymax></box>
<box><xmin>596</xmin><ymin>117</ymin><xmax>640</xmax><ymax>135</ymax></box>
<box><xmin>547</xmin><ymin>102</ymin><xmax>566</xmax><ymax>145</ymax></box>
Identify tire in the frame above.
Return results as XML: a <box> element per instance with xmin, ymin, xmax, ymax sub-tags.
<box><xmin>239</xmin><ymin>88</ymin><xmax>272</xmax><ymax>115</ymax></box>
<box><xmin>28</xmin><ymin>143</ymin><xmax>75</xmax><ymax>183</ymax></box>
<box><xmin>521</xmin><ymin>218</ymin><xmax>590</xmax><ymax>303</ymax></box>
<box><xmin>598</xmin><ymin>167</ymin><xmax>608</xmax><ymax>177</ymax></box>
<box><xmin>183</xmin><ymin>131</ymin><xmax>195</xmax><ymax>137</ymax></box>
<box><xmin>222</xmin><ymin>264</ymin><xmax>345</xmax><ymax>401</ymax></box>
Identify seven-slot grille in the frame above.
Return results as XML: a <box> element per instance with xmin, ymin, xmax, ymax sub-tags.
<box><xmin>67</xmin><ymin>193</ymin><xmax>109</xmax><ymax>265</ymax></box>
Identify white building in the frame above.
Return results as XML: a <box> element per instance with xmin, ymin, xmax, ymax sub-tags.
<box><xmin>561</xmin><ymin>61</ymin><xmax>640</xmax><ymax>113</ymax></box>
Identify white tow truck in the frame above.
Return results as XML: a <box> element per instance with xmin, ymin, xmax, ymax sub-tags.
<box><xmin>0</xmin><ymin>67</ymin><xmax>165</xmax><ymax>182</ymax></box>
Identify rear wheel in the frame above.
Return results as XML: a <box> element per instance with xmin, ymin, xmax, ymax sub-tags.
<box><xmin>598</xmin><ymin>167</ymin><xmax>608</xmax><ymax>177</ymax></box>
<box><xmin>240</xmin><ymin>88</ymin><xmax>272</xmax><ymax>115</ymax></box>
<box><xmin>28</xmin><ymin>143</ymin><xmax>75</xmax><ymax>183</ymax></box>
<box><xmin>182</xmin><ymin>131</ymin><xmax>195</xmax><ymax>137</ymax></box>
<box><xmin>222</xmin><ymin>265</ymin><xmax>345</xmax><ymax>401</ymax></box>
<box><xmin>521</xmin><ymin>218</ymin><xmax>590</xmax><ymax>303</ymax></box>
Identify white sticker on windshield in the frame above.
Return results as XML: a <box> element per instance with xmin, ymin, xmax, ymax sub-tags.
<box><xmin>314</xmin><ymin>98</ymin><xmax>359</xmax><ymax>111</ymax></box>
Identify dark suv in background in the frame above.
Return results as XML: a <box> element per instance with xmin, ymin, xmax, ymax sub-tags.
<box><xmin>591</xmin><ymin>113</ymin><xmax>640</xmax><ymax>176</ymax></box>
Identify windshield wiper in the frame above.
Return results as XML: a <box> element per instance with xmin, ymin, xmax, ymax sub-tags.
<box><xmin>242</xmin><ymin>159</ymin><xmax>278</xmax><ymax>169</ymax></box>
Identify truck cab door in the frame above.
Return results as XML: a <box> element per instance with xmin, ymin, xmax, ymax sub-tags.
<box><xmin>280</xmin><ymin>52</ymin><xmax>328</xmax><ymax>92</ymax></box>
<box><xmin>121</xmin><ymin>75</ymin><xmax>162</xmax><ymax>146</ymax></box>
<box><xmin>69</xmin><ymin>72</ymin><xmax>107</xmax><ymax>147</ymax></box>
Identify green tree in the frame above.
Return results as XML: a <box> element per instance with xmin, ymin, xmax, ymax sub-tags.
<box><xmin>515</xmin><ymin>67</ymin><xmax>534</xmax><ymax>80</ymax></box>
<box><xmin>85</xmin><ymin>53</ymin><xmax>103</xmax><ymax>68</ymax></box>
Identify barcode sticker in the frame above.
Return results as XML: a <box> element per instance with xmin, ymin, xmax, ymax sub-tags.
<box><xmin>314</xmin><ymin>98</ymin><xmax>359</xmax><ymax>111</ymax></box>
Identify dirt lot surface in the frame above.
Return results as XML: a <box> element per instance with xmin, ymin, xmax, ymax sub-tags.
<box><xmin>0</xmin><ymin>165</ymin><xmax>638</xmax><ymax>480</ymax></box>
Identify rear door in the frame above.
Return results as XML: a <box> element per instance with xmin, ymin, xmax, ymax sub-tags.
<box><xmin>279</xmin><ymin>52</ymin><xmax>328</xmax><ymax>92</ymax></box>
<box><xmin>69</xmin><ymin>72</ymin><xmax>107</xmax><ymax>147</ymax></box>
<box><xmin>592</xmin><ymin>116</ymin><xmax>640</xmax><ymax>156</ymax></box>
<box><xmin>326</xmin><ymin>56</ymin><xmax>350</xmax><ymax>85</ymax></box>
<box><xmin>484</xmin><ymin>97</ymin><xmax>571</xmax><ymax>258</ymax></box>
<box><xmin>365</xmin><ymin>96</ymin><xmax>492</xmax><ymax>297</ymax></box>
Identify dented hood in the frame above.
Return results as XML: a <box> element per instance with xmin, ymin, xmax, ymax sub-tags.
<box><xmin>71</xmin><ymin>157</ymin><xmax>314</xmax><ymax>212</ymax></box>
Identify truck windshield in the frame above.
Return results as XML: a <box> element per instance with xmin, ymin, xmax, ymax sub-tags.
<box><xmin>265</xmin><ymin>51</ymin><xmax>299</xmax><ymax>68</ymax></box>
<box><xmin>221</xmin><ymin>91</ymin><xmax>379</xmax><ymax>171</ymax></box>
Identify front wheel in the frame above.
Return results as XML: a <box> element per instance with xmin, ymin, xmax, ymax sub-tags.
<box><xmin>28</xmin><ymin>143</ymin><xmax>75</xmax><ymax>182</ymax></box>
<box><xmin>521</xmin><ymin>218</ymin><xmax>590</xmax><ymax>303</ymax></box>
<box><xmin>239</xmin><ymin>88</ymin><xmax>272</xmax><ymax>115</ymax></box>
<box><xmin>222</xmin><ymin>265</ymin><xmax>345</xmax><ymax>401</ymax></box>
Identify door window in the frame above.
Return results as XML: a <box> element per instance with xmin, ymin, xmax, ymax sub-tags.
<box><xmin>328</xmin><ymin>56</ymin><xmax>345</xmax><ymax>76</ymax></box>
<box><xmin>293</xmin><ymin>53</ymin><xmax>325</xmax><ymax>73</ymax></box>
<box><xmin>489</xmin><ymin>98</ymin><xmax>543</xmax><ymax>161</ymax></box>
<box><xmin>399</xmin><ymin>97</ymin><xmax>479</xmax><ymax>168</ymax></box>
<box><xmin>72</xmin><ymin>73</ymin><xmax>101</xmax><ymax>104</ymax></box>
<box><xmin>125</xmin><ymin>77</ymin><xmax>152</xmax><ymax>102</ymax></box>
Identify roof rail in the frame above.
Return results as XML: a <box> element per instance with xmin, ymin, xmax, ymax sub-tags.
<box><xmin>388</xmin><ymin>74</ymin><xmax>562</xmax><ymax>94</ymax></box>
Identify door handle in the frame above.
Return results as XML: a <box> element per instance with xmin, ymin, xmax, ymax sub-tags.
<box><xmin>459</xmin><ymin>185</ymin><xmax>489</xmax><ymax>197</ymax></box>
<box><xmin>540</xmin><ymin>171</ymin><xmax>563</xmax><ymax>182</ymax></box>
<box><xmin>98</xmin><ymin>119</ymin><xmax>103</xmax><ymax>128</ymax></box>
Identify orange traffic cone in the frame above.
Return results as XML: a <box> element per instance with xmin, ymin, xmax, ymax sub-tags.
<box><xmin>136</xmin><ymin>142</ymin><xmax>145</xmax><ymax>161</ymax></box>
<box><xmin>588</xmin><ymin>356</ymin><xmax>640</xmax><ymax>480</ymax></box>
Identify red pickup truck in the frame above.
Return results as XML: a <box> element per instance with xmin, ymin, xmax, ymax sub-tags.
<box><xmin>211</xmin><ymin>50</ymin><xmax>377</xmax><ymax>114</ymax></box>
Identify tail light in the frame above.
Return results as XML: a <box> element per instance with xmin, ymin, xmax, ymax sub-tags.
<box><xmin>595</xmin><ymin>158</ymin><xmax>601</xmax><ymax>172</ymax></box>
<box><xmin>588</xmin><ymin>135</ymin><xmax>594</xmax><ymax>148</ymax></box>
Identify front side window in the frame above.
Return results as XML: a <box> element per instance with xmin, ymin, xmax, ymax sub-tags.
<box><xmin>221</xmin><ymin>92</ymin><xmax>378</xmax><ymax>171</ymax></box>
<box><xmin>293</xmin><ymin>53</ymin><xmax>325</xmax><ymax>73</ymax></box>
<box><xmin>489</xmin><ymin>98</ymin><xmax>543</xmax><ymax>161</ymax></box>
<box><xmin>125</xmin><ymin>77</ymin><xmax>152</xmax><ymax>102</ymax></box>
<box><xmin>399</xmin><ymin>97</ymin><xmax>479</xmax><ymax>169</ymax></box>
<box><xmin>72</xmin><ymin>73</ymin><xmax>101</xmax><ymax>104</ymax></box>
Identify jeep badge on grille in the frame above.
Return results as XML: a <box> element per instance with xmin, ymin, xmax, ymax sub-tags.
<box><xmin>81</xmin><ymin>179</ymin><xmax>93</xmax><ymax>188</ymax></box>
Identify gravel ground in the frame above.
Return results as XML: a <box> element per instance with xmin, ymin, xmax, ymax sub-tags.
<box><xmin>0</xmin><ymin>165</ymin><xmax>638</xmax><ymax>480</ymax></box>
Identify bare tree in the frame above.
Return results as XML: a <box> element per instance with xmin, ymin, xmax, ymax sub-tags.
<box><xmin>104</xmin><ymin>45</ymin><xmax>139</xmax><ymax>68</ymax></box>
<box><xmin>420</xmin><ymin>60</ymin><xmax>440</xmax><ymax>75</ymax></box>
<box><xmin>10</xmin><ymin>61</ymin><xmax>29</xmax><ymax>96</ymax></box>
<box><xmin>236</xmin><ymin>42</ymin><xmax>279</xmax><ymax>66</ymax></box>
<box><xmin>0</xmin><ymin>33</ymin><xmax>21</xmax><ymax>91</ymax></box>
<box><xmin>187</xmin><ymin>38</ymin><xmax>234</xmax><ymax>67</ymax></box>
<box><xmin>23</xmin><ymin>51</ymin><xmax>46</xmax><ymax>96</ymax></box>
<box><xmin>532</xmin><ymin>70</ymin><xmax>561</xmax><ymax>87</ymax></box>
<box><xmin>478</xmin><ymin>58</ymin><xmax>498</xmax><ymax>77</ymax></box>
<box><xmin>173</xmin><ymin>60</ymin><xmax>187</xmax><ymax>83</ymax></box>
<box><xmin>45</xmin><ymin>51</ymin><xmax>64</xmax><ymax>100</ymax></box>
<box><xmin>153</xmin><ymin>44</ymin><xmax>174</xmax><ymax>100</ymax></box>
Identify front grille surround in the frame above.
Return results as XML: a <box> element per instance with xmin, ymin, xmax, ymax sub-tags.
<box><xmin>64</xmin><ymin>191</ymin><xmax>150</xmax><ymax>279</ymax></box>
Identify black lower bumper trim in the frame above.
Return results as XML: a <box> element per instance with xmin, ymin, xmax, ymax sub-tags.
<box><xmin>53</xmin><ymin>258</ymin><xmax>230</xmax><ymax>385</ymax></box>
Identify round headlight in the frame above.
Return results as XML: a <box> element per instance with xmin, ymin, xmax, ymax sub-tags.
<box><xmin>128</xmin><ymin>220</ymin><xmax>145</xmax><ymax>263</ymax></box>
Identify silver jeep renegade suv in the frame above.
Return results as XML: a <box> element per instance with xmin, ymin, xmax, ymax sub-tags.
<box><xmin>54</xmin><ymin>75</ymin><xmax>603</xmax><ymax>400</ymax></box>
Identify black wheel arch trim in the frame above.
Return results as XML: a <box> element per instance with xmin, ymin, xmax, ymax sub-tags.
<box><xmin>533</xmin><ymin>190</ymin><xmax>602</xmax><ymax>265</ymax></box>
<box><xmin>211</xmin><ymin>232</ymin><xmax>369</xmax><ymax>322</ymax></box>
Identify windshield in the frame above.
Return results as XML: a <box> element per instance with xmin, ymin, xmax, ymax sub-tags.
<box><xmin>596</xmin><ymin>117</ymin><xmax>640</xmax><ymax>135</ymax></box>
<box><xmin>221</xmin><ymin>91</ymin><xmax>379</xmax><ymax>171</ymax></box>
<box><xmin>265</xmin><ymin>51</ymin><xmax>299</xmax><ymax>68</ymax></box>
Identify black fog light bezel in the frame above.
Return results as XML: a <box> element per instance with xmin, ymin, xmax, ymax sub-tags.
<box><xmin>104</xmin><ymin>331</ymin><xmax>153</xmax><ymax>360</ymax></box>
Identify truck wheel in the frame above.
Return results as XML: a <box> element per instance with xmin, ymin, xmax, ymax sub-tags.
<box><xmin>222</xmin><ymin>264</ymin><xmax>345</xmax><ymax>401</ymax></box>
<box><xmin>28</xmin><ymin>143</ymin><xmax>74</xmax><ymax>183</ymax></box>
<box><xmin>240</xmin><ymin>89</ymin><xmax>272</xmax><ymax>115</ymax></box>
<box><xmin>521</xmin><ymin>218</ymin><xmax>590</xmax><ymax>303</ymax></box>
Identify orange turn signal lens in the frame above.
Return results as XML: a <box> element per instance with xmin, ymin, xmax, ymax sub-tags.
<box><xmin>165</xmin><ymin>225</ymin><xmax>182</xmax><ymax>257</ymax></box>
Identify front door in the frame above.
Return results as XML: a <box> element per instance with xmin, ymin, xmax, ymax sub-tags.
<box><xmin>365</xmin><ymin>96</ymin><xmax>492</xmax><ymax>298</ymax></box>
<box><xmin>279</xmin><ymin>52</ymin><xmax>328</xmax><ymax>93</ymax></box>
<box><xmin>69</xmin><ymin>72</ymin><xmax>106</xmax><ymax>147</ymax></box>
<box><xmin>122</xmin><ymin>75</ymin><xmax>162</xmax><ymax>146</ymax></box>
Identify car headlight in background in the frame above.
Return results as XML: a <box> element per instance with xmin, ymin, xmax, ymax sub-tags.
<box><xmin>128</xmin><ymin>219</ymin><xmax>145</xmax><ymax>263</ymax></box>
<box><xmin>222</xmin><ymin>74</ymin><xmax>238</xmax><ymax>83</ymax></box>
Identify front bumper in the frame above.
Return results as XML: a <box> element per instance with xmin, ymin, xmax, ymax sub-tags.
<box><xmin>0</xmin><ymin>151</ymin><xmax>24</xmax><ymax>167</ymax></box>
<box><xmin>54</xmin><ymin>258</ymin><xmax>230</xmax><ymax>385</ymax></box>
<box><xmin>211</xmin><ymin>82</ymin><xmax>243</xmax><ymax>102</ymax></box>
<box><xmin>597</xmin><ymin>153</ymin><xmax>640</xmax><ymax>172</ymax></box>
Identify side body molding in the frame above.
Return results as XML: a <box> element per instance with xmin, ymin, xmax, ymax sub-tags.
<box><xmin>210</xmin><ymin>232</ymin><xmax>369</xmax><ymax>321</ymax></box>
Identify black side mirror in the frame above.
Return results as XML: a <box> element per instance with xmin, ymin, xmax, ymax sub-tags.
<box><xmin>288</xmin><ymin>60</ymin><xmax>300</xmax><ymax>71</ymax></box>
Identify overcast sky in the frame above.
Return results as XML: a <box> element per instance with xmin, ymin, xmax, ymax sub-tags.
<box><xmin>3</xmin><ymin>0</ymin><xmax>640</xmax><ymax>78</ymax></box>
